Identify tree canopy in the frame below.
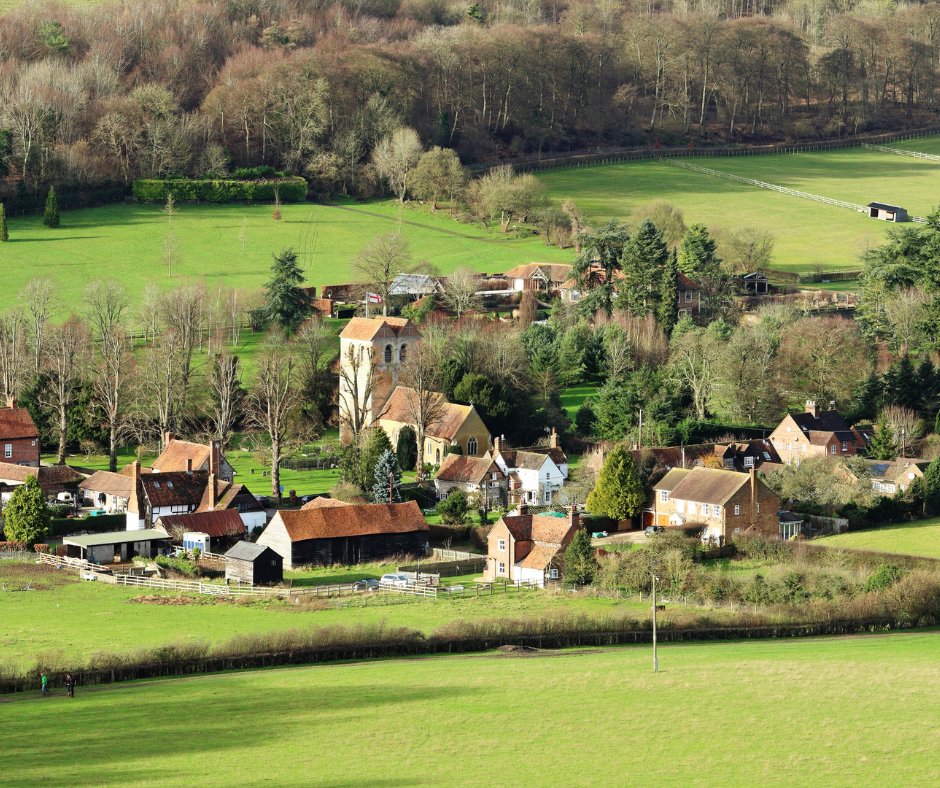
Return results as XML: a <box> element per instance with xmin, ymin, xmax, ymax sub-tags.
<box><xmin>262</xmin><ymin>249</ymin><xmax>312</xmax><ymax>334</ymax></box>
<box><xmin>2</xmin><ymin>475</ymin><xmax>51</xmax><ymax>545</ymax></box>
<box><xmin>585</xmin><ymin>445</ymin><xmax>645</xmax><ymax>521</ymax></box>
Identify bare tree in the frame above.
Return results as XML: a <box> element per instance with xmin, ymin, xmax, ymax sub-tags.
<box><xmin>247</xmin><ymin>335</ymin><xmax>304</xmax><ymax>497</ymax></box>
<box><xmin>0</xmin><ymin>309</ymin><xmax>27</xmax><ymax>407</ymax></box>
<box><xmin>42</xmin><ymin>318</ymin><xmax>87</xmax><ymax>464</ymax></box>
<box><xmin>338</xmin><ymin>343</ymin><xmax>376</xmax><ymax>441</ymax></box>
<box><xmin>372</xmin><ymin>126</ymin><xmax>423</xmax><ymax>202</ymax></box>
<box><xmin>440</xmin><ymin>268</ymin><xmax>481</xmax><ymax>318</ymax></box>
<box><xmin>92</xmin><ymin>327</ymin><xmax>134</xmax><ymax>472</ymax></box>
<box><xmin>161</xmin><ymin>284</ymin><xmax>205</xmax><ymax>422</ymax></box>
<box><xmin>21</xmin><ymin>278</ymin><xmax>56</xmax><ymax>375</ymax></box>
<box><xmin>398</xmin><ymin>343</ymin><xmax>447</xmax><ymax>478</ymax></box>
<box><xmin>209</xmin><ymin>351</ymin><xmax>242</xmax><ymax>450</ymax></box>
<box><xmin>881</xmin><ymin>405</ymin><xmax>925</xmax><ymax>456</ymax></box>
<box><xmin>353</xmin><ymin>234</ymin><xmax>412</xmax><ymax>317</ymax></box>
<box><xmin>141</xmin><ymin>331</ymin><xmax>184</xmax><ymax>438</ymax></box>
<box><xmin>297</xmin><ymin>317</ymin><xmax>336</xmax><ymax>424</ymax></box>
<box><xmin>84</xmin><ymin>280</ymin><xmax>129</xmax><ymax>342</ymax></box>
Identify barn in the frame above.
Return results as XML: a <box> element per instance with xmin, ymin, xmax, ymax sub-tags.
<box><xmin>224</xmin><ymin>541</ymin><xmax>283</xmax><ymax>586</ymax></box>
<box><xmin>156</xmin><ymin>509</ymin><xmax>247</xmax><ymax>553</ymax></box>
<box><xmin>256</xmin><ymin>500</ymin><xmax>430</xmax><ymax>569</ymax></box>
<box><xmin>866</xmin><ymin>202</ymin><xmax>908</xmax><ymax>222</ymax></box>
<box><xmin>63</xmin><ymin>528</ymin><xmax>170</xmax><ymax>564</ymax></box>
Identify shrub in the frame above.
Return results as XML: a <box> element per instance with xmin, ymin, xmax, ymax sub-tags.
<box><xmin>132</xmin><ymin>177</ymin><xmax>307</xmax><ymax>204</ymax></box>
<box><xmin>155</xmin><ymin>555</ymin><xmax>199</xmax><ymax>577</ymax></box>
<box><xmin>437</xmin><ymin>490</ymin><xmax>469</xmax><ymax>525</ymax></box>
<box><xmin>864</xmin><ymin>563</ymin><xmax>905</xmax><ymax>592</ymax></box>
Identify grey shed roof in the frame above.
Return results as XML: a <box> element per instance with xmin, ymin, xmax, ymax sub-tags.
<box><xmin>389</xmin><ymin>273</ymin><xmax>440</xmax><ymax>296</ymax></box>
<box><xmin>224</xmin><ymin>541</ymin><xmax>272</xmax><ymax>561</ymax></box>
<box><xmin>63</xmin><ymin>528</ymin><xmax>170</xmax><ymax>547</ymax></box>
<box><xmin>867</xmin><ymin>202</ymin><xmax>904</xmax><ymax>211</ymax></box>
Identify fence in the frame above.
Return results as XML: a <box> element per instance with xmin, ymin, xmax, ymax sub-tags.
<box><xmin>430</xmin><ymin>548</ymin><xmax>485</xmax><ymax>562</ymax></box>
<box><xmin>114</xmin><ymin>573</ymin><xmax>361</xmax><ymax>598</ymax></box>
<box><xmin>36</xmin><ymin>552</ymin><xmax>110</xmax><ymax>573</ymax></box>
<box><xmin>0</xmin><ymin>550</ymin><xmax>35</xmax><ymax>562</ymax></box>
<box><xmin>862</xmin><ymin>143</ymin><xmax>940</xmax><ymax>162</ymax></box>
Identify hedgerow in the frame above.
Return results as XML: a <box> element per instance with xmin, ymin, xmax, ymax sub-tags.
<box><xmin>132</xmin><ymin>177</ymin><xmax>307</xmax><ymax>204</ymax></box>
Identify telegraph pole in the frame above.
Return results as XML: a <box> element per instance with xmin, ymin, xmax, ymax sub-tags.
<box><xmin>652</xmin><ymin>574</ymin><xmax>659</xmax><ymax>673</ymax></box>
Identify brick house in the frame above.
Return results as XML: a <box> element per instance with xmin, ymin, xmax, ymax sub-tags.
<box><xmin>769</xmin><ymin>401</ymin><xmax>870</xmax><ymax>466</ymax></box>
<box><xmin>0</xmin><ymin>403</ymin><xmax>40</xmax><ymax>467</ymax></box>
<box><xmin>677</xmin><ymin>273</ymin><xmax>704</xmax><ymax>319</ymax></box>
<box><xmin>484</xmin><ymin>508</ymin><xmax>579</xmax><ymax>587</ymax></box>
<box><xmin>153</xmin><ymin>435</ymin><xmax>235</xmax><ymax>482</ymax></box>
<box><xmin>433</xmin><ymin>453</ymin><xmax>507</xmax><ymax>507</ymax></box>
<box><xmin>650</xmin><ymin>467</ymin><xmax>781</xmax><ymax>543</ymax></box>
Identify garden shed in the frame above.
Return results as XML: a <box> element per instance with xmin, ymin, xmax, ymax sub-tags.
<box><xmin>866</xmin><ymin>202</ymin><xmax>908</xmax><ymax>222</ymax></box>
<box><xmin>224</xmin><ymin>541</ymin><xmax>283</xmax><ymax>586</ymax></box>
<box><xmin>63</xmin><ymin>528</ymin><xmax>170</xmax><ymax>564</ymax></box>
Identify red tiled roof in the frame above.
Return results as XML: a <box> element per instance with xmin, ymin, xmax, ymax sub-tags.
<box><xmin>276</xmin><ymin>500</ymin><xmax>428</xmax><ymax>542</ymax></box>
<box><xmin>435</xmin><ymin>454</ymin><xmax>501</xmax><ymax>484</ymax></box>
<box><xmin>153</xmin><ymin>439</ymin><xmax>210</xmax><ymax>473</ymax></box>
<box><xmin>0</xmin><ymin>462</ymin><xmax>83</xmax><ymax>489</ymax></box>
<box><xmin>503</xmin><ymin>263</ymin><xmax>572</xmax><ymax>281</ymax></box>
<box><xmin>677</xmin><ymin>273</ymin><xmax>703</xmax><ymax>291</ymax></box>
<box><xmin>158</xmin><ymin>509</ymin><xmax>246</xmax><ymax>538</ymax></box>
<box><xmin>501</xmin><ymin>513</ymin><xmax>576</xmax><ymax>546</ymax></box>
<box><xmin>340</xmin><ymin>317</ymin><xmax>418</xmax><ymax>341</ymax></box>
<box><xmin>0</xmin><ymin>407</ymin><xmax>39</xmax><ymax>440</ymax></box>
<box><xmin>380</xmin><ymin>386</ymin><xmax>478</xmax><ymax>442</ymax></box>
<box><xmin>301</xmin><ymin>497</ymin><xmax>352</xmax><ymax>510</ymax></box>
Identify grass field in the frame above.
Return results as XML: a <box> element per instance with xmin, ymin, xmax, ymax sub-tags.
<box><xmin>539</xmin><ymin>140</ymin><xmax>940</xmax><ymax>272</ymax></box>
<box><xmin>3</xmin><ymin>632</ymin><xmax>938</xmax><ymax>785</ymax></box>
<box><xmin>815</xmin><ymin>518</ymin><xmax>940</xmax><ymax>560</ymax></box>
<box><xmin>559</xmin><ymin>383</ymin><xmax>598</xmax><ymax>421</ymax></box>
<box><xmin>0</xmin><ymin>200</ymin><xmax>569</xmax><ymax>314</ymax></box>
<box><xmin>0</xmin><ymin>562</ymin><xmax>667</xmax><ymax>671</ymax></box>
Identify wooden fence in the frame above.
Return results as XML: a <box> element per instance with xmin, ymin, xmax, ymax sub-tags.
<box><xmin>430</xmin><ymin>548</ymin><xmax>485</xmax><ymax>562</ymax></box>
<box><xmin>862</xmin><ymin>143</ymin><xmax>940</xmax><ymax>162</ymax></box>
<box><xmin>36</xmin><ymin>552</ymin><xmax>110</xmax><ymax>573</ymax></box>
<box><xmin>114</xmin><ymin>573</ymin><xmax>360</xmax><ymax>598</ymax></box>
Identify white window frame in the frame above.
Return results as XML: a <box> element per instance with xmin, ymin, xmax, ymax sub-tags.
<box><xmin>548</xmin><ymin>568</ymin><xmax>559</xmax><ymax>579</ymax></box>
<box><xmin>498</xmin><ymin>539</ymin><xmax>506</xmax><ymax>552</ymax></box>
<box><xmin>498</xmin><ymin>562</ymin><xmax>506</xmax><ymax>575</ymax></box>
<box><xmin>756</xmin><ymin>503</ymin><xmax>761</xmax><ymax>513</ymax></box>
<box><xmin>3</xmin><ymin>443</ymin><xmax>11</xmax><ymax>459</ymax></box>
<box><xmin>659</xmin><ymin>490</ymin><xmax>669</xmax><ymax>502</ymax></box>
<box><xmin>734</xmin><ymin>504</ymin><xmax>740</xmax><ymax>516</ymax></box>
<box><xmin>830</xmin><ymin>444</ymin><xmax>837</xmax><ymax>455</ymax></box>
<box><xmin>842</xmin><ymin>441</ymin><xmax>848</xmax><ymax>452</ymax></box>
<box><xmin>743</xmin><ymin>456</ymin><xmax>754</xmax><ymax>468</ymax></box>
<box><xmin>685</xmin><ymin>290</ymin><xmax>692</xmax><ymax>303</ymax></box>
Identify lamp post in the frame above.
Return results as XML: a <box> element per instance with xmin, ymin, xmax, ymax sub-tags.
<box><xmin>652</xmin><ymin>574</ymin><xmax>660</xmax><ymax>673</ymax></box>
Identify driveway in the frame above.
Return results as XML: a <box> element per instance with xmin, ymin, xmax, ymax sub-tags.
<box><xmin>591</xmin><ymin>530</ymin><xmax>648</xmax><ymax>547</ymax></box>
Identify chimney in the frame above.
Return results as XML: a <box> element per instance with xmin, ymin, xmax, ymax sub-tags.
<box><xmin>493</xmin><ymin>435</ymin><xmax>501</xmax><ymax>455</ymax></box>
<box><xmin>549</xmin><ymin>428</ymin><xmax>559</xmax><ymax>449</ymax></box>
<box><xmin>207</xmin><ymin>473</ymin><xmax>217</xmax><ymax>509</ymax></box>
<box><xmin>127</xmin><ymin>461</ymin><xmax>142</xmax><ymax>521</ymax></box>
<box><xmin>4</xmin><ymin>396</ymin><xmax>14</xmax><ymax>409</ymax></box>
<box><xmin>518</xmin><ymin>503</ymin><xmax>528</xmax><ymax>516</ymax></box>
<box><xmin>569</xmin><ymin>504</ymin><xmax>579</xmax><ymax>531</ymax></box>
<box><xmin>186</xmin><ymin>458</ymin><xmax>193</xmax><ymax>474</ymax></box>
<box><xmin>805</xmin><ymin>400</ymin><xmax>818</xmax><ymax>418</ymax></box>
<box><xmin>210</xmin><ymin>440</ymin><xmax>221</xmax><ymax>477</ymax></box>
<box><xmin>749</xmin><ymin>467</ymin><xmax>757</xmax><ymax>530</ymax></box>
<box><xmin>164</xmin><ymin>431</ymin><xmax>175</xmax><ymax>449</ymax></box>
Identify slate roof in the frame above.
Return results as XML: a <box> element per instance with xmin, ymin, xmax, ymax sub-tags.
<box><xmin>153</xmin><ymin>439</ymin><xmax>211</xmax><ymax>473</ymax></box>
<box><xmin>63</xmin><ymin>528</ymin><xmax>170</xmax><ymax>548</ymax></box>
<box><xmin>867</xmin><ymin>202</ymin><xmax>904</xmax><ymax>211</ymax></box>
<box><xmin>788</xmin><ymin>410</ymin><xmax>855</xmax><ymax>442</ymax></box>
<box><xmin>80</xmin><ymin>471</ymin><xmax>133</xmax><ymax>498</ymax></box>
<box><xmin>380</xmin><ymin>386</ymin><xmax>478</xmax><ymax>441</ymax></box>
<box><xmin>0</xmin><ymin>407</ymin><xmax>39</xmax><ymax>440</ymax></box>
<box><xmin>340</xmin><ymin>317</ymin><xmax>418</xmax><ymax>341</ymax></box>
<box><xmin>225</xmin><ymin>541</ymin><xmax>273</xmax><ymax>562</ymax></box>
<box><xmin>276</xmin><ymin>500</ymin><xmax>429</xmax><ymax>542</ymax></box>
<box><xmin>158</xmin><ymin>509</ymin><xmax>246</xmax><ymax>538</ymax></box>
<box><xmin>667</xmin><ymin>468</ymin><xmax>751</xmax><ymax>505</ymax></box>
<box><xmin>435</xmin><ymin>454</ymin><xmax>502</xmax><ymax>484</ymax></box>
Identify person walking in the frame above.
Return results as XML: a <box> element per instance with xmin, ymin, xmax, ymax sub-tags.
<box><xmin>65</xmin><ymin>673</ymin><xmax>75</xmax><ymax>698</ymax></box>
<box><xmin>40</xmin><ymin>672</ymin><xmax>49</xmax><ymax>697</ymax></box>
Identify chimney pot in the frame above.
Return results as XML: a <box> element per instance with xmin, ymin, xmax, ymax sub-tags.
<box><xmin>164</xmin><ymin>431</ymin><xmax>175</xmax><ymax>449</ymax></box>
<box><xmin>210</xmin><ymin>440</ymin><xmax>220</xmax><ymax>477</ymax></box>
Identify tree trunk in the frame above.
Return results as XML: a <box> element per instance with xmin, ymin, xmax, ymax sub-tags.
<box><xmin>109</xmin><ymin>423</ymin><xmax>118</xmax><ymax>473</ymax></box>
<box><xmin>57</xmin><ymin>405</ymin><xmax>67</xmax><ymax>465</ymax></box>
<box><xmin>271</xmin><ymin>438</ymin><xmax>281</xmax><ymax>499</ymax></box>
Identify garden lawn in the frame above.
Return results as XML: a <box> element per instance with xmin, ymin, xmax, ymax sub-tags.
<box><xmin>559</xmin><ymin>383</ymin><xmax>598</xmax><ymax>421</ymax></box>
<box><xmin>3</xmin><ymin>632</ymin><xmax>939</xmax><ymax>785</ymax></box>
<box><xmin>815</xmin><ymin>518</ymin><xmax>940</xmax><ymax>560</ymax></box>
<box><xmin>0</xmin><ymin>200</ymin><xmax>570</xmax><ymax>313</ymax></box>
<box><xmin>0</xmin><ymin>562</ymin><xmax>663</xmax><ymax>671</ymax></box>
<box><xmin>539</xmin><ymin>139</ymin><xmax>940</xmax><ymax>271</ymax></box>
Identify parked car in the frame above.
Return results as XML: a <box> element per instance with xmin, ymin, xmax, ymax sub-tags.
<box><xmin>380</xmin><ymin>573</ymin><xmax>411</xmax><ymax>587</ymax></box>
<box><xmin>645</xmin><ymin>525</ymin><xmax>666</xmax><ymax>537</ymax></box>
<box><xmin>353</xmin><ymin>578</ymin><xmax>380</xmax><ymax>592</ymax></box>
<box><xmin>56</xmin><ymin>492</ymin><xmax>75</xmax><ymax>504</ymax></box>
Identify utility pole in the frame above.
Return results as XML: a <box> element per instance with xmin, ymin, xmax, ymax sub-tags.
<box><xmin>638</xmin><ymin>408</ymin><xmax>643</xmax><ymax>450</ymax></box>
<box><xmin>652</xmin><ymin>574</ymin><xmax>659</xmax><ymax>673</ymax></box>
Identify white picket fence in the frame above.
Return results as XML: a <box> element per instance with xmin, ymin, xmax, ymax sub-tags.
<box><xmin>862</xmin><ymin>143</ymin><xmax>940</xmax><ymax>162</ymax></box>
<box><xmin>664</xmin><ymin>158</ymin><xmax>926</xmax><ymax>223</ymax></box>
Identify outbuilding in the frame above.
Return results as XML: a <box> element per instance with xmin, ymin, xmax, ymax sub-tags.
<box><xmin>224</xmin><ymin>541</ymin><xmax>283</xmax><ymax>586</ymax></box>
<box><xmin>866</xmin><ymin>202</ymin><xmax>908</xmax><ymax>222</ymax></box>
<box><xmin>63</xmin><ymin>528</ymin><xmax>170</xmax><ymax>564</ymax></box>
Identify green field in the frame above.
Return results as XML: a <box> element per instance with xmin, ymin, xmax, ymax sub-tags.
<box><xmin>0</xmin><ymin>200</ymin><xmax>569</xmax><ymax>314</ymax></box>
<box><xmin>539</xmin><ymin>141</ymin><xmax>940</xmax><ymax>272</ymax></box>
<box><xmin>3</xmin><ymin>633</ymin><xmax>938</xmax><ymax>785</ymax></box>
<box><xmin>815</xmin><ymin>518</ymin><xmax>940</xmax><ymax>560</ymax></box>
<box><xmin>0</xmin><ymin>562</ymin><xmax>665</xmax><ymax>671</ymax></box>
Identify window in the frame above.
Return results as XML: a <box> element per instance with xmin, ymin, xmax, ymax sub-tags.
<box><xmin>685</xmin><ymin>290</ymin><xmax>692</xmax><ymax>303</ymax></box>
<box><xmin>734</xmin><ymin>504</ymin><xmax>740</xmax><ymax>516</ymax></box>
<box><xmin>399</xmin><ymin>344</ymin><xmax>407</xmax><ymax>362</ymax></box>
<box><xmin>467</xmin><ymin>437</ymin><xmax>478</xmax><ymax>456</ymax></box>
<box><xmin>842</xmin><ymin>441</ymin><xmax>848</xmax><ymax>452</ymax></box>
<box><xmin>756</xmin><ymin>503</ymin><xmax>761</xmax><ymax>513</ymax></box>
<box><xmin>491</xmin><ymin>472</ymin><xmax>498</xmax><ymax>481</ymax></box>
<box><xmin>435</xmin><ymin>449</ymin><xmax>441</xmax><ymax>465</ymax></box>
<box><xmin>713</xmin><ymin>505</ymin><xmax>722</xmax><ymax>517</ymax></box>
<box><xmin>384</xmin><ymin>344</ymin><xmax>392</xmax><ymax>363</ymax></box>
<box><xmin>544</xmin><ymin>490</ymin><xmax>551</xmax><ymax>504</ymax></box>
<box><xmin>830</xmin><ymin>444</ymin><xmax>837</xmax><ymax>455</ymax></box>
<box><xmin>743</xmin><ymin>456</ymin><xmax>754</xmax><ymax>468</ymax></box>
<box><xmin>549</xmin><ymin>568</ymin><xmax>559</xmax><ymax>579</ymax></box>
<box><xmin>786</xmin><ymin>442</ymin><xmax>791</xmax><ymax>451</ymax></box>
<box><xmin>166</xmin><ymin>481</ymin><xmax>174</xmax><ymax>489</ymax></box>
<box><xmin>659</xmin><ymin>490</ymin><xmax>669</xmax><ymax>502</ymax></box>
<box><xmin>3</xmin><ymin>444</ymin><xmax>11</xmax><ymax>459</ymax></box>
<box><xmin>498</xmin><ymin>562</ymin><xmax>506</xmax><ymax>575</ymax></box>
<box><xmin>498</xmin><ymin>539</ymin><xmax>506</xmax><ymax>551</ymax></box>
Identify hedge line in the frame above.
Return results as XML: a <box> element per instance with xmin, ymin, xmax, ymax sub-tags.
<box><xmin>132</xmin><ymin>177</ymin><xmax>307</xmax><ymax>204</ymax></box>
<box><xmin>48</xmin><ymin>514</ymin><xmax>126</xmax><ymax>538</ymax></box>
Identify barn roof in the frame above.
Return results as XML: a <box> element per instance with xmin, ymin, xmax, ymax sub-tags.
<box><xmin>867</xmin><ymin>202</ymin><xmax>904</xmax><ymax>211</ymax></box>
<box><xmin>81</xmin><ymin>471</ymin><xmax>133</xmax><ymax>497</ymax></box>
<box><xmin>64</xmin><ymin>528</ymin><xmax>170</xmax><ymax>547</ymax></box>
<box><xmin>0</xmin><ymin>407</ymin><xmax>39</xmax><ymax>440</ymax></box>
<box><xmin>158</xmin><ymin>509</ymin><xmax>246</xmax><ymax>538</ymax></box>
<box><xmin>275</xmin><ymin>500</ymin><xmax>428</xmax><ymax>542</ymax></box>
<box><xmin>225</xmin><ymin>541</ymin><xmax>274</xmax><ymax>561</ymax></box>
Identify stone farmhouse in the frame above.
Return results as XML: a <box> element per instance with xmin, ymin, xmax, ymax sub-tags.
<box><xmin>0</xmin><ymin>402</ymin><xmax>40</xmax><ymax>467</ymax></box>
<box><xmin>433</xmin><ymin>453</ymin><xmax>507</xmax><ymax>507</ymax></box>
<box><xmin>650</xmin><ymin>467</ymin><xmax>781</xmax><ymax>543</ymax></box>
<box><xmin>769</xmin><ymin>401</ymin><xmax>870</xmax><ymax>466</ymax></box>
<box><xmin>484</xmin><ymin>508</ymin><xmax>579</xmax><ymax>587</ymax></box>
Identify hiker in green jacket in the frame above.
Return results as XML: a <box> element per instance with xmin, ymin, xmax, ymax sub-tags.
<box><xmin>40</xmin><ymin>672</ymin><xmax>49</xmax><ymax>697</ymax></box>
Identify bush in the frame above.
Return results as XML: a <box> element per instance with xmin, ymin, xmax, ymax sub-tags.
<box><xmin>155</xmin><ymin>555</ymin><xmax>199</xmax><ymax>577</ymax></box>
<box><xmin>437</xmin><ymin>490</ymin><xmax>469</xmax><ymax>525</ymax></box>
<box><xmin>864</xmin><ymin>563</ymin><xmax>905</xmax><ymax>592</ymax></box>
<box><xmin>132</xmin><ymin>177</ymin><xmax>307</xmax><ymax>204</ymax></box>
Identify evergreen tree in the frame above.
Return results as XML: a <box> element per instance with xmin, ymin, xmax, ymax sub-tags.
<box><xmin>371</xmin><ymin>448</ymin><xmax>403</xmax><ymax>502</ymax></box>
<box><xmin>656</xmin><ymin>249</ymin><xmax>678</xmax><ymax>333</ymax></box>
<box><xmin>43</xmin><ymin>185</ymin><xmax>59</xmax><ymax>228</ymax></box>
<box><xmin>437</xmin><ymin>489</ymin><xmax>469</xmax><ymax>524</ymax></box>
<box><xmin>396</xmin><ymin>426</ymin><xmax>417</xmax><ymax>471</ymax></box>
<box><xmin>619</xmin><ymin>220</ymin><xmax>668</xmax><ymax>316</ymax></box>
<box><xmin>867</xmin><ymin>415</ymin><xmax>897</xmax><ymax>460</ymax></box>
<box><xmin>915</xmin><ymin>358</ymin><xmax>938</xmax><ymax>415</ymax></box>
<box><xmin>919</xmin><ymin>456</ymin><xmax>940</xmax><ymax>515</ymax></box>
<box><xmin>571</xmin><ymin>220</ymin><xmax>630</xmax><ymax>316</ymax></box>
<box><xmin>0</xmin><ymin>201</ymin><xmax>8</xmax><ymax>242</ymax></box>
<box><xmin>677</xmin><ymin>223</ymin><xmax>720</xmax><ymax>277</ymax></box>
<box><xmin>361</xmin><ymin>427</ymin><xmax>393</xmax><ymax>491</ymax></box>
<box><xmin>263</xmin><ymin>248</ymin><xmax>312</xmax><ymax>334</ymax></box>
<box><xmin>883</xmin><ymin>355</ymin><xmax>918</xmax><ymax>411</ymax></box>
<box><xmin>562</xmin><ymin>528</ymin><xmax>597</xmax><ymax>587</ymax></box>
<box><xmin>2</xmin><ymin>476</ymin><xmax>51</xmax><ymax>545</ymax></box>
<box><xmin>585</xmin><ymin>444</ymin><xmax>645</xmax><ymax>520</ymax></box>
<box><xmin>848</xmin><ymin>372</ymin><xmax>883</xmax><ymax>423</ymax></box>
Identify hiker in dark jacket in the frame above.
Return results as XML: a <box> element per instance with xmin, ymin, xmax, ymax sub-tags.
<box><xmin>65</xmin><ymin>674</ymin><xmax>75</xmax><ymax>698</ymax></box>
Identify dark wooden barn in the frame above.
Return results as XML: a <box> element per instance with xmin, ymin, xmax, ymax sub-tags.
<box><xmin>224</xmin><ymin>541</ymin><xmax>283</xmax><ymax>586</ymax></box>
<box><xmin>256</xmin><ymin>501</ymin><xmax>430</xmax><ymax>569</ymax></box>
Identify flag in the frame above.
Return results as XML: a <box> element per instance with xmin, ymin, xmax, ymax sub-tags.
<box><xmin>367</xmin><ymin>292</ymin><xmax>383</xmax><ymax>303</ymax></box>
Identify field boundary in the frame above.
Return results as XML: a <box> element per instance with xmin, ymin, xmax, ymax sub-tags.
<box><xmin>863</xmin><ymin>143</ymin><xmax>940</xmax><ymax>162</ymax></box>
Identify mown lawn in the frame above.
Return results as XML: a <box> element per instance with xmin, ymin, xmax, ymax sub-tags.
<box><xmin>540</xmin><ymin>139</ymin><xmax>940</xmax><ymax>271</ymax></box>
<box><xmin>3</xmin><ymin>633</ymin><xmax>939</xmax><ymax>785</ymax></box>
<box><xmin>815</xmin><ymin>518</ymin><xmax>940</xmax><ymax>560</ymax></box>
<box><xmin>0</xmin><ymin>562</ymin><xmax>664</xmax><ymax>671</ymax></box>
<box><xmin>0</xmin><ymin>199</ymin><xmax>569</xmax><ymax>313</ymax></box>
<box><xmin>559</xmin><ymin>383</ymin><xmax>598</xmax><ymax>421</ymax></box>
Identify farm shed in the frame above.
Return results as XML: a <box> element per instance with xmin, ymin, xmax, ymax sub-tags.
<box><xmin>63</xmin><ymin>528</ymin><xmax>170</xmax><ymax>564</ymax></box>
<box><xmin>866</xmin><ymin>202</ymin><xmax>908</xmax><ymax>222</ymax></box>
<box><xmin>157</xmin><ymin>509</ymin><xmax>247</xmax><ymax>552</ymax></box>
<box><xmin>224</xmin><ymin>541</ymin><xmax>283</xmax><ymax>586</ymax></box>
<box><xmin>257</xmin><ymin>500</ymin><xmax>430</xmax><ymax>569</ymax></box>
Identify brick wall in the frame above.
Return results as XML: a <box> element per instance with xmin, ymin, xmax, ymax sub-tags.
<box><xmin>0</xmin><ymin>437</ymin><xmax>39</xmax><ymax>466</ymax></box>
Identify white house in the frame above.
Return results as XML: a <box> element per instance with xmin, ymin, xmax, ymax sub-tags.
<box><xmin>493</xmin><ymin>433</ymin><xmax>568</xmax><ymax>507</ymax></box>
